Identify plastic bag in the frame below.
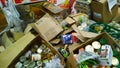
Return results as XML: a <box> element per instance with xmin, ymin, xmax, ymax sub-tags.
<box><xmin>44</xmin><ymin>55</ymin><xmax>64</xmax><ymax>68</ymax></box>
<box><xmin>0</xmin><ymin>0</ymin><xmax>23</xmax><ymax>35</ymax></box>
<box><xmin>76</xmin><ymin>50</ymin><xmax>99</xmax><ymax>64</ymax></box>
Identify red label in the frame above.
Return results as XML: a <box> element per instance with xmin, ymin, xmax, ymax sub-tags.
<box><xmin>14</xmin><ymin>0</ymin><xmax>23</xmax><ymax>4</ymax></box>
<box><xmin>1</xmin><ymin>0</ymin><xmax>5</xmax><ymax>6</ymax></box>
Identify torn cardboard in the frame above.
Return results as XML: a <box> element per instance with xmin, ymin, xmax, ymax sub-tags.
<box><xmin>43</xmin><ymin>2</ymin><xmax>63</xmax><ymax>14</ymax></box>
<box><xmin>33</xmin><ymin>13</ymin><xmax>63</xmax><ymax>41</ymax></box>
<box><xmin>0</xmin><ymin>32</ymin><xmax>36</xmax><ymax>68</ymax></box>
<box><xmin>12</xmin><ymin>32</ymin><xmax>24</xmax><ymax>41</ymax></box>
<box><xmin>24</xmin><ymin>23</ymin><xmax>33</xmax><ymax>34</ymax></box>
<box><xmin>2</xmin><ymin>32</ymin><xmax>13</xmax><ymax>48</ymax></box>
<box><xmin>65</xmin><ymin>17</ymin><xmax>76</xmax><ymax>25</ymax></box>
<box><xmin>72</xmin><ymin>24</ymin><xmax>86</xmax><ymax>42</ymax></box>
<box><xmin>0</xmin><ymin>46</ymin><xmax>5</xmax><ymax>53</ymax></box>
<box><xmin>72</xmin><ymin>24</ymin><xmax>98</xmax><ymax>39</ymax></box>
<box><xmin>50</xmin><ymin>38</ymin><xmax>61</xmax><ymax>44</ymax></box>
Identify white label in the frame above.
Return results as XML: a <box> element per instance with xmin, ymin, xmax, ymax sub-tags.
<box><xmin>93</xmin><ymin>12</ymin><xmax>102</xmax><ymax>19</ymax></box>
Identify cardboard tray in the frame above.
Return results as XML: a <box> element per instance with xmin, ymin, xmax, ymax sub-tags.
<box><xmin>66</xmin><ymin>32</ymin><xmax>120</xmax><ymax>68</ymax></box>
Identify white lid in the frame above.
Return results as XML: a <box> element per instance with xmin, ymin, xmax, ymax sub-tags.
<box><xmin>112</xmin><ymin>57</ymin><xmax>119</xmax><ymax>66</ymax></box>
<box><xmin>85</xmin><ymin>45</ymin><xmax>94</xmax><ymax>52</ymax></box>
<box><xmin>92</xmin><ymin>41</ymin><xmax>101</xmax><ymax>49</ymax></box>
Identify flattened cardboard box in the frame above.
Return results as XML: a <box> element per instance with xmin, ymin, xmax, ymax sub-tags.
<box><xmin>33</xmin><ymin>13</ymin><xmax>63</xmax><ymax>41</ymax></box>
<box><xmin>67</xmin><ymin>32</ymin><xmax>120</xmax><ymax>68</ymax></box>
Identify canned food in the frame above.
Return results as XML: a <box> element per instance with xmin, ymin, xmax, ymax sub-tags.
<box><xmin>20</xmin><ymin>56</ymin><xmax>26</xmax><ymax>62</ymax></box>
<box><xmin>32</xmin><ymin>54</ymin><xmax>41</xmax><ymax>61</ymax></box>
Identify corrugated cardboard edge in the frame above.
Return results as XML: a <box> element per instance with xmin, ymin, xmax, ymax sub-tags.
<box><xmin>0</xmin><ymin>32</ymin><xmax>36</xmax><ymax>68</ymax></box>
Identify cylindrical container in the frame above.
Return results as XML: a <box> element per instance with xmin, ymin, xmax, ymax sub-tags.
<box><xmin>37</xmin><ymin>61</ymin><xmax>42</xmax><ymax>66</ymax></box>
<box><xmin>92</xmin><ymin>41</ymin><xmax>101</xmax><ymax>49</ymax></box>
<box><xmin>23</xmin><ymin>60</ymin><xmax>30</xmax><ymax>67</ymax></box>
<box><xmin>27</xmin><ymin>61</ymin><xmax>36</xmax><ymax>68</ymax></box>
<box><xmin>31</xmin><ymin>54</ymin><xmax>41</xmax><ymax>61</ymax></box>
<box><xmin>20</xmin><ymin>56</ymin><xmax>26</xmax><ymax>62</ymax></box>
<box><xmin>15</xmin><ymin>62</ymin><xmax>23</xmax><ymax>68</ymax></box>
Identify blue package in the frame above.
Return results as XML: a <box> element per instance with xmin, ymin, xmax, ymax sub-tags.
<box><xmin>61</xmin><ymin>34</ymin><xmax>73</xmax><ymax>44</ymax></box>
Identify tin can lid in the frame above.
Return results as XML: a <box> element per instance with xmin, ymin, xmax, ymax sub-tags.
<box><xmin>92</xmin><ymin>41</ymin><xmax>101</xmax><ymax>49</ymax></box>
<box><xmin>85</xmin><ymin>45</ymin><xmax>94</xmax><ymax>52</ymax></box>
<box><xmin>112</xmin><ymin>57</ymin><xmax>119</xmax><ymax>66</ymax></box>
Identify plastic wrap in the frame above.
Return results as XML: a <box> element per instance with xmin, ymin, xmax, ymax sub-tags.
<box><xmin>0</xmin><ymin>0</ymin><xmax>23</xmax><ymax>35</ymax></box>
<box><xmin>44</xmin><ymin>55</ymin><xmax>64</xmax><ymax>68</ymax></box>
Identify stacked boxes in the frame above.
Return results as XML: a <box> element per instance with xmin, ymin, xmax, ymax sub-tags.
<box><xmin>75</xmin><ymin>0</ymin><xmax>91</xmax><ymax>17</ymax></box>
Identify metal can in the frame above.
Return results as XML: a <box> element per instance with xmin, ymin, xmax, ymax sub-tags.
<box><xmin>31</xmin><ymin>54</ymin><xmax>41</xmax><ymax>61</ymax></box>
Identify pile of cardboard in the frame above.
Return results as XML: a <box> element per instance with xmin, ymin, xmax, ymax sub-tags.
<box><xmin>0</xmin><ymin>0</ymin><xmax>120</xmax><ymax>68</ymax></box>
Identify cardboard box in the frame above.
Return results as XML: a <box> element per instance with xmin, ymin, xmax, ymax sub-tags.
<box><xmin>91</xmin><ymin>0</ymin><xmax>118</xmax><ymax>23</ymax></box>
<box><xmin>72</xmin><ymin>24</ymin><xmax>98</xmax><ymax>42</ymax></box>
<box><xmin>75</xmin><ymin>0</ymin><xmax>91</xmax><ymax>16</ymax></box>
<box><xmin>43</xmin><ymin>2</ymin><xmax>63</xmax><ymax>14</ymax></box>
<box><xmin>64</xmin><ymin>13</ymin><xmax>88</xmax><ymax>25</ymax></box>
<box><xmin>0</xmin><ymin>32</ymin><xmax>64</xmax><ymax>68</ymax></box>
<box><xmin>0</xmin><ymin>32</ymin><xmax>36</xmax><ymax>68</ymax></box>
<box><xmin>67</xmin><ymin>32</ymin><xmax>120</xmax><ymax>68</ymax></box>
<box><xmin>113</xmin><ymin>7</ymin><xmax>120</xmax><ymax>23</ymax></box>
<box><xmin>33</xmin><ymin>13</ymin><xmax>63</xmax><ymax>41</ymax></box>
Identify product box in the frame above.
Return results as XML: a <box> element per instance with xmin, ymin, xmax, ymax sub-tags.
<box><xmin>33</xmin><ymin>13</ymin><xmax>63</xmax><ymax>41</ymax></box>
<box><xmin>75</xmin><ymin>0</ymin><xmax>91</xmax><ymax>16</ymax></box>
<box><xmin>43</xmin><ymin>2</ymin><xmax>63</xmax><ymax>14</ymax></box>
<box><xmin>0</xmin><ymin>32</ymin><xmax>64</xmax><ymax>68</ymax></box>
<box><xmin>91</xmin><ymin>0</ymin><xmax>118</xmax><ymax>23</ymax></box>
<box><xmin>66</xmin><ymin>32</ymin><xmax>120</xmax><ymax>68</ymax></box>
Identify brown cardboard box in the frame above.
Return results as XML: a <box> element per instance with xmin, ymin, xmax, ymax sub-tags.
<box><xmin>0</xmin><ymin>32</ymin><xmax>64</xmax><ymax>68</ymax></box>
<box><xmin>91</xmin><ymin>0</ymin><xmax>118</xmax><ymax>23</ymax></box>
<box><xmin>113</xmin><ymin>7</ymin><xmax>120</xmax><ymax>23</ymax></box>
<box><xmin>0</xmin><ymin>32</ymin><xmax>36</xmax><ymax>68</ymax></box>
<box><xmin>33</xmin><ymin>13</ymin><xmax>63</xmax><ymax>41</ymax></box>
<box><xmin>67</xmin><ymin>32</ymin><xmax>120</xmax><ymax>68</ymax></box>
<box><xmin>43</xmin><ymin>2</ymin><xmax>63</xmax><ymax>14</ymax></box>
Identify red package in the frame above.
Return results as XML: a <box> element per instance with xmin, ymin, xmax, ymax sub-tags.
<box><xmin>14</xmin><ymin>0</ymin><xmax>23</xmax><ymax>4</ymax></box>
<box><xmin>1</xmin><ymin>0</ymin><xmax>5</xmax><ymax>6</ymax></box>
